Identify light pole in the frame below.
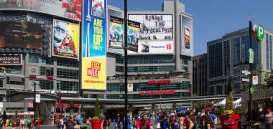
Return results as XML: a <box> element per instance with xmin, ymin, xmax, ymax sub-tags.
<box><xmin>248</xmin><ymin>21</ymin><xmax>253</xmax><ymax>124</ymax></box>
<box><xmin>123</xmin><ymin>0</ymin><xmax>129</xmax><ymax>128</ymax></box>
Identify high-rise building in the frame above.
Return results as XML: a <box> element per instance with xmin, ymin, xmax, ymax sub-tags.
<box><xmin>207</xmin><ymin>27</ymin><xmax>273</xmax><ymax>95</ymax></box>
<box><xmin>193</xmin><ymin>54</ymin><xmax>208</xmax><ymax>96</ymax></box>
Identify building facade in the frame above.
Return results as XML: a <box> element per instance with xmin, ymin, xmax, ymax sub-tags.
<box><xmin>193</xmin><ymin>54</ymin><xmax>208</xmax><ymax>96</ymax></box>
<box><xmin>207</xmin><ymin>27</ymin><xmax>273</xmax><ymax>95</ymax></box>
<box><xmin>102</xmin><ymin>0</ymin><xmax>193</xmax><ymax>102</ymax></box>
<box><xmin>0</xmin><ymin>0</ymin><xmax>193</xmax><ymax>113</ymax></box>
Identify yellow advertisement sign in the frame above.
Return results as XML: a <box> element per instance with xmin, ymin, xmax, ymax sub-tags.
<box><xmin>82</xmin><ymin>57</ymin><xmax>106</xmax><ymax>90</ymax></box>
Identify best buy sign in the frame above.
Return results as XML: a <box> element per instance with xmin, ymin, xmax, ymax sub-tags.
<box><xmin>253</xmin><ymin>25</ymin><xmax>264</xmax><ymax>42</ymax></box>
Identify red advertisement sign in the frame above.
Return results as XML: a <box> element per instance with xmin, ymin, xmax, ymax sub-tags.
<box><xmin>139</xmin><ymin>90</ymin><xmax>176</xmax><ymax>96</ymax></box>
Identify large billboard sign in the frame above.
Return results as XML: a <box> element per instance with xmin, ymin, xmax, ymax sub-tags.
<box><xmin>129</xmin><ymin>14</ymin><xmax>174</xmax><ymax>54</ymax></box>
<box><xmin>53</xmin><ymin>19</ymin><xmax>80</xmax><ymax>59</ymax></box>
<box><xmin>181</xmin><ymin>15</ymin><xmax>193</xmax><ymax>56</ymax></box>
<box><xmin>82</xmin><ymin>57</ymin><xmax>106</xmax><ymax>90</ymax></box>
<box><xmin>0</xmin><ymin>0</ymin><xmax>81</xmax><ymax>21</ymax></box>
<box><xmin>0</xmin><ymin>14</ymin><xmax>52</xmax><ymax>55</ymax></box>
<box><xmin>0</xmin><ymin>54</ymin><xmax>22</xmax><ymax>66</ymax></box>
<box><xmin>81</xmin><ymin>0</ymin><xmax>106</xmax><ymax>90</ymax></box>
<box><xmin>109</xmin><ymin>16</ymin><xmax>140</xmax><ymax>51</ymax></box>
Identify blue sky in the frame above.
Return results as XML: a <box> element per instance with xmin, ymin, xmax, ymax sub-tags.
<box><xmin>109</xmin><ymin>0</ymin><xmax>273</xmax><ymax>55</ymax></box>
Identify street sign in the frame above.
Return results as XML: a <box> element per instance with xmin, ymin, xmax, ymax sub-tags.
<box><xmin>242</xmin><ymin>78</ymin><xmax>250</xmax><ymax>82</ymax></box>
<box><xmin>248</xmin><ymin>48</ymin><xmax>254</xmax><ymax>64</ymax></box>
<box><xmin>252</xmin><ymin>75</ymin><xmax>258</xmax><ymax>85</ymax></box>
<box><xmin>253</xmin><ymin>25</ymin><xmax>265</xmax><ymax>42</ymax></box>
<box><xmin>242</xmin><ymin>70</ymin><xmax>251</xmax><ymax>75</ymax></box>
<box><xmin>35</xmin><ymin>94</ymin><xmax>40</xmax><ymax>103</ymax></box>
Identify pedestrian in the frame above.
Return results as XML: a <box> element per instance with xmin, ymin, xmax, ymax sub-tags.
<box><xmin>141</xmin><ymin>114</ymin><xmax>153</xmax><ymax>129</ymax></box>
<box><xmin>178</xmin><ymin>113</ymin><xmax>186</xmax><ymax>129</ymax></box>
<box><xmin>265</xmin><ymin>108</ymin><xmax>273</xmax><ymax>129</ymax></box>
<box><xmin>135</xmin><ymin>116</ymin><xmax>142</xmax><ymax>129</ymax></box>
<box><xmin>161</xmin><ymin>116</ymin><xmax>169</xmax><ymax>129</ymax></box>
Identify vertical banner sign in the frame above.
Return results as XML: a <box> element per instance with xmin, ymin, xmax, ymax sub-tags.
<box><xmin>82</xmin><ymin>0</ymin><xmax>107</xmax><ymax>90</ymax></box>
<box><xmin>181</xmin><ymin>15</ymin><xmax>193</xmax><ymax>56</ymax></box>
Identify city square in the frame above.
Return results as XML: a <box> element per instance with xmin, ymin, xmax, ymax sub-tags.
<box><xmin>0</xmin><ymin>0</ymin><xmax>272</xmax><ymax>129</ymax></box>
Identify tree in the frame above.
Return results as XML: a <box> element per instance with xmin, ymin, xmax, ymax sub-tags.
<box><xmin>225</xmin><ymin>92</ymin><xmax>234</xmax><ymax>114</ymax></box>
<box><xmin>94</xmin><ymin>97</ymin><xmax>101</xmax><ymax>118</ymax></box>
<box><xmin>265</xmin><ymin>70</ymin><xmax>273</xmax><ymax>88</ymax></box>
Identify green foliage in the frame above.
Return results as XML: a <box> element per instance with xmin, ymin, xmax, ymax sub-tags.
<box><xmin>94</xmin><ymin>97</ymin><xmax>101</xmax><ymax>117</ymax></box>
<box><xmin>217</xmin><ymin>107</ymin><xmax>225</xmax><ymax>116</ymax></box>
<box><xmin>225</xmin><ymin>93</ymin><xmax>234</xmax><ymax>111</ymax></box>
<box><xmin>234</xmin><ymin>108</ymin><xmax>241</xmax><ymax>114</ymax></box>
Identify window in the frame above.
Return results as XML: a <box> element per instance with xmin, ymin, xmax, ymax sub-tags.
<box><xmin>6</xmin><ymin>77</ymin><xmax>24</xmax><ymax>85</ymax></box>
<box><xmin>5</xmin><ymin>66</ymin><xmax>22</xmax><ymax>74</ymax></box>
<box><xmin>29</xmin><ymin>55</ymin><xmax>39</xmax><ymax>63</ymax></box>
<box><xmin>57</xmin><ymin>81</ymin><xmax>79</xmax><ymax>91</ymax></box>
<box><xmin>57</xmin><ymin>60</ymin><xmax>79</xmax><ymax>67</ymax></box>
<box><xmin>39</xmin><ymin>80</ymin><xmax>53</xmax><ymax>90</ymax></box>
<box><xmin>40</xmin><ymin>67</ymin><xmax>53</xmax><ymax>76</ymax></box>
<box><xmin>57</xmin><ymin>68</ymin><xmax>79</xmax><ymax>79</ymax></box>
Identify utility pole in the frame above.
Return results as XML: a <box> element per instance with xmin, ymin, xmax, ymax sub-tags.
<box><xmin>124</xmin><ymin>0</ymin><xmax>128</xmax><ymax>129</ymax></box>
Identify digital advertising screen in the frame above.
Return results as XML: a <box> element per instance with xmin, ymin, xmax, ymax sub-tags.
<box><xmin>0</xmin><ymin>14</ymin><xmax>52</xmax><ymax>55</ymax></box>
<box><xmin>129</xmin><ymin>14</ymin><xmax>174</xmax><ymax>54</ymax></box>
<box><xmin>109</xmin><ymin>16</ymin><xmax>140</xmax><ymax>52</ymax></box>
<box><xmin>82</xmin><ymin>0</ymin><xmax>107</xmax><ymax>90</ymax></box>
<box><xmin>181</xmin><ymin>15</ymin><xmax>193</xmax><ymax>56</ymax></box>
<box><xmin>0</xmin><ymin>0</ymin><xmax>81</xmax><ymax>21</ymax></box>
<box><xmin>53</xmin><ymin>19</ymin><xmax>80</xmax><ymax>59</ymax></box>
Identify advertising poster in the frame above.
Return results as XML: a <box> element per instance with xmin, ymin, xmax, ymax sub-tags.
<box><xmin>128</xmin><ymin>20</ymin><xmax>140</xmax><ymax>52</ymax></box>
<box><xmin>0</xmin><ymin>54</ymin><xmax>22</xmax><ymax>65</ymax></box>
<box><xmin>138</xmin><ymin>41</ymin><xmax>173</xmax><ymax>54</ymax></box>
<box><xmin>181</xmin><ymin>15</ymin><xmax>193</xmax><ymax>56</ymax></box>
<box><xmin>91</xmin><ymin>0</ymin><xmax>105</xmax><ymax>18</ymax></box>
<box><xmin>0</xmin><ymin>0</ymin><xmax>81</xmax><ymax>21</ymax></box>
<box><xmin>0</xmin><ymin>14</ymin><xmax>52</xmax><ymax>55</ymax></box>
<box><xmin>109</xmin><ymin>17</ymin><xmax>123</xmax><ymax>48</ymax></box>
<box><xmin>53</xmin><ymin>19</ymin><xmax>79</xmax><ymax>59</ymax></box>
<box><xmin>82</xmin><ymin>57</ymin><xmax>106</xmax><ymax>90</ymax></box>
<box><xmin>109</xmin><ymin>16</ymin><xmax>140</xmax><ymax>51</ymax></box>
<box><xmin>82</xmin><ymin>0</ymin><xmax>106</xmax><ymax>90</ymax></box>
<box><xmin>129</xmin><ymin>14</ymin><xmax>173</xmax><ymax>54</ymax></box>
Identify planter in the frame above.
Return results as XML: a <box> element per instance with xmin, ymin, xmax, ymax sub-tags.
<box><xmin>90</xmin><ymin>119</ymin><xmax>102</xmax><ymax>129</ymax></box>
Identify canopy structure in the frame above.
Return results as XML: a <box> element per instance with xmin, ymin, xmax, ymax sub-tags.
<box><xmin>214</xmin><ymin>98</ymin><xmax>241</xmax><ymax>108</ymax></box>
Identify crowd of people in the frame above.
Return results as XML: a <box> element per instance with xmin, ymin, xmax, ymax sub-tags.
<box><xmin>0</xmin><ymin>115</ymin><xmax>42</xmax><ymax>129</ymax></box>
<box><xmin>0</xmin><ymin>107</ymin><xmax>272</xmax><ymax>129</ymax></box>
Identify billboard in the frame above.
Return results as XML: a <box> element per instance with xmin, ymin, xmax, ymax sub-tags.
<box><xmin>0</xmin><ymin>14</ymin><xmax>52</xmax><ymax>55</ymax></box>
<box><xmin>82</xmin><ymin>0</ymin><xmax>106</xmax><ymax>90</ymax></box>
<box><xmin>128</xmin><ymin>14</ymin><xmax>173</xmax><ymax>54</ymax></box>
<box><xmin>138</xmin><ymin>41</ymin><xmax>173</xmax><ymax>54</ymax></box>
<box><xmin>91</xmin><ymin>0</ymin><xmax>105</xmax><ymax>18</ymax></box>
<box><xmin>0</xmin><ymin>0</ymin><xmax>81</xmax><ymax>21</ymax></box>
<box><xmin>82</xmin><ymin>57</ymin><xmax>106</xmax><ymax>90</ymax></box>
<box><xmin>53</xmin><ymin>19</ymin><xmax>80</xmax><ymax>59</ymax></box>
<box><xmin>109</xmin><ymin>16</ymin><xmax>140</xmax><ymax>51</ymax></box>
<box><xmin>0</xmin><ymin>54</ymin><xmax>22</xmax><ymax>65</ymax></box>
<box><xmin>181</xmin><ymin>15</ymin><xmax>193</xmax><ymax>56</ymax></box>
